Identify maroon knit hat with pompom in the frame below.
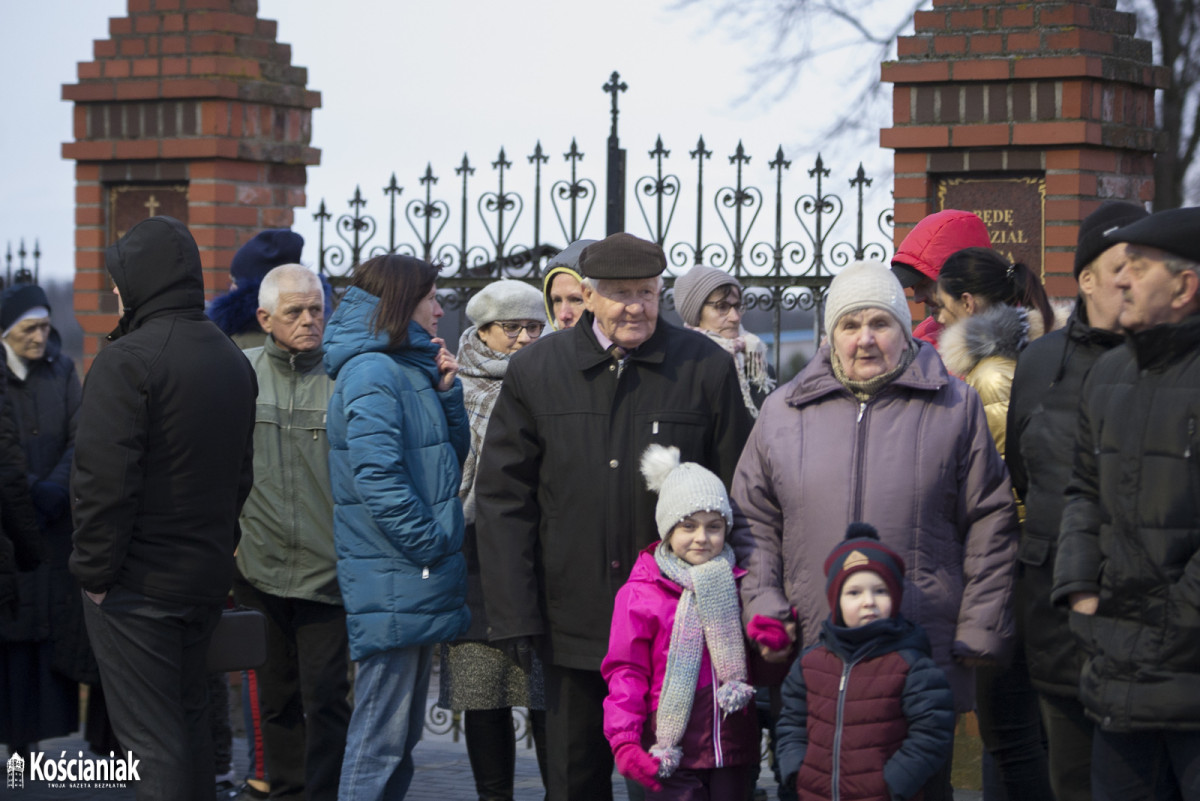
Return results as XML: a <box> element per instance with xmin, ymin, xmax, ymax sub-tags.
<box><xmin>824</xmin><ymin>522</ymin><xmax>905</xmax><ymax>623</ymax></box>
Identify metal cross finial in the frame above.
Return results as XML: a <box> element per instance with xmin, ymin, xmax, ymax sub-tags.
<box><xmin>603</xmin><ymin>71</ymin><xmax>627</xmax><ymax>140</ymax></box>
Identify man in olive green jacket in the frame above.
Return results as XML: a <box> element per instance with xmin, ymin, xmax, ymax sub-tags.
<box><xmin>233</xmin><ymin>264</ymin><xmax>350</xmax><ymax>801</ymax></box>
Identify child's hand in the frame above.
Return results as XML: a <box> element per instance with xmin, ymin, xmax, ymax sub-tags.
<box><xmin>614</xmin><ymin>743</ymin><xmax>662</xmax><ymax>791</ymax></box>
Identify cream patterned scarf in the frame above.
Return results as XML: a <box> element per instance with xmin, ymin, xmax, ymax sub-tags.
<box><xmin>687</xmin><ymin>325</ymin><xmax>775</xmax><ymax>417</ymax></box>
<box><xmin>650</xmin><ymin>543</ymin><xmax>753</xmax><ymax>777</ymax></box>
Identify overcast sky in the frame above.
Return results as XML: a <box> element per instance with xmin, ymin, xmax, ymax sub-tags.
<box><xmin>1</xmin><ymin>0</ymin><xmax>898</xmax><ymax>283</ymax></box>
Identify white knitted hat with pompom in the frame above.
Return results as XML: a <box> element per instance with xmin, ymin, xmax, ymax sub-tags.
<box><xmin>640</xmin><ymin>444</ymin><xmax>733</xmax><ymax>540</ymax></box>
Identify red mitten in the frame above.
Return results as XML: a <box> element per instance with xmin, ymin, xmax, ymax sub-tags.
<box><xmin>747</xmin><ymin>615</ymin><xmax>791</xmax><ymax>651</ymax></box>
<box><xmin>614</xmin><ymin>742</ymin><xmax>662</xmax><ymax>791</ymax></box>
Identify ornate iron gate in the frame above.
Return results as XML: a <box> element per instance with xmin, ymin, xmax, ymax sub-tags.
<box><xmin>312</xmin><ymin>71</ymin><xmax>894</xmax><ymax>378</ymax></box>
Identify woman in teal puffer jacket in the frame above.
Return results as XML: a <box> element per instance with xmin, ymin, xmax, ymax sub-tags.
<box><xmin>323</xmin><ymin>254</ymin><xmax>470</xmax><ymax>801</ymax></box>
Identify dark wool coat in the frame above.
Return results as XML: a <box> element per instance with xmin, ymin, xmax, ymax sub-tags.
<box><xmin>1053</xmin><ymin>313</ymin><xmax>1200</xmax><ymax>732</ymax></box>
<box><xmin>475</xmin><ymin>311</ymin><xmax>753</xmax><ymax>670</ymax></box>
<box><xmin>777</xmin><ymin>617</ymin><xmax>955</xmax><ymax>801</ymax></box>
<box><xmin>1</xmin><ymin>334</ymin><xmax>95</xmax><ymax>677</ymax></box>
<box><xmin>731</xmin><ymin>341</ymin><xmax>1019</xmax><ymax>712</ymax></box>
<box><xmin>1006</xmin><ymin>314</ymin><xmax>1123</xmax><ymax>698</ymax></box>
<box><xmin>70</xmin><ymin>216</ymin><xmax>257</xmax><ymax>605</ymax></box>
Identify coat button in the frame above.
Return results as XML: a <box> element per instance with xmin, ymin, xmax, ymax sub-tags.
<box><xmin>609</xmin><ymin>459</ymin><xmax>619</xmax><ymax>468</ymax></box>
<box><xmin>609</xmin><ymin>364</ymin><xmax>616</xmax><ymax>372</ymax></box>
<box><xmin>611</xmin><ymin>560</ymin><xmax>621</xmax><ymax>569</ymax></box>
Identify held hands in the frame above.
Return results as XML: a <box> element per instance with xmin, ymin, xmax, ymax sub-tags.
<box><xmin>748</xmin><ymin>614</ymin><xmax>797</xmax><ymax>664</ymax></box>
<box><xmin>431</xmin><ymin>337</ymin><xmax>458</xmax><ymax>392</ymax></box>
<box><xmin>614</xmin><ymin>743</ymin><xmax>662</xmax><ymax>791</ymax></box>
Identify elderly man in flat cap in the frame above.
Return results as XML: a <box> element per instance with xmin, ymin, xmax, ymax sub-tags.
<box><xmin>1052</xmin><ymin>206</ymin><xmax>1200</xmax><ymax>801</ymax></box>
<box><xmin>475</xmin><ymin>233</ymin><xmax>753</xmax><ymax>801</ymax></box>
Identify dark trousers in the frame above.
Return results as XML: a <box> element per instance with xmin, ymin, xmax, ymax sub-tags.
<box><xmin>1092</xmin><ymin>728</ymin><xmax>1200</xmax><ymax>801</ymax></box>
<box><xmin>975</xmin><ymin>642</ymin><xmax>1052</xmax><ymax>801</ymax></box>
<box><xmin>232</xmin><ymin>574</ymin><xmax>350</xmax><ymax>801</ymax></box>
<box><xmin>1038</xmin><ymin>693</ymin><xmax>1093</xmax><ymax>801</ymax></box>
<box><xmin>81</xmin><ymin>585</ymin><xmax>221</xmax><ymax>801</ymax></box>
<box><xmin>543</xmin><ymin>664</ymin><xmax>613</xmax><ymax>801</ymax></box>
<box><xmin>647</xmin><ymin>765</ymin><xmax>750</xmax><ymax>801</ymax></box>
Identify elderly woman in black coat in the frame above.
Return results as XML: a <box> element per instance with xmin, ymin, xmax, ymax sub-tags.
<box><xmin>0</xmin><ymin>284</ymin><xmax>82</xmax><ymax>759</ymax></box>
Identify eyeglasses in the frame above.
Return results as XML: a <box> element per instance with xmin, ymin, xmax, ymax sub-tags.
<box><xmin>703</xmin><ymin>300</ymin><xmax>744</xmax><ymax>315</ymax></box>
<box><xmin>494</xmin><ymin>321</ymin><xmax>545</xmax><ymax>338</ymax></box>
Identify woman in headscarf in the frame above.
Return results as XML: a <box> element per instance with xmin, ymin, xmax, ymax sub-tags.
<box><xmin>730</xmin><ymin>261</ymin><xmax>1020</xmax><ymax>801</ymax></box>
<box><xmin>439</xmin><ymin>279</ymin><xmax>549</xmax><ymax>801</ymax></box>
<box><xmin>673</xmin><ymin>265</ymin><xmax>775</xmax><ymax>417</ymax></box>
<box><xmin>323</xmin><ymin>254</ymin><xmax>470</xmax><ymax>800</ymax></box>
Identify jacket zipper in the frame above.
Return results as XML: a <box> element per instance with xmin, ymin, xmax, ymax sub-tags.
<box><xmin>832</xmin><ymin>662</ymin><xmax>852</xmax><ymax>801</ymax></box>
<box><xmin>852</xmin><ymin>402</ymin><xmax>869</xmax><ymax>521</ymax></box>
<box><xmin>710</xmin><ymin>660</ymin><xmax>724</xmax><ymax>767</ymax></box>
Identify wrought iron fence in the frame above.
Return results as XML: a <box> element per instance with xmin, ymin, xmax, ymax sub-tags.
<box><xmin>4</xmin><ymin>238</ymin><xmax>41</xmax><ymax>287</ymax></box>
<box><xmin>313</xmin><ymin>71</ymin><xmax>894</xmax><ymax>378</ymax></box>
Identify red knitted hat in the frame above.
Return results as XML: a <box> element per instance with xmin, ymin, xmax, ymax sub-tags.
<box><xmin>824</xmin><ymin>522</ymin><xmax>905</xmax><ymax>624</ymax></box>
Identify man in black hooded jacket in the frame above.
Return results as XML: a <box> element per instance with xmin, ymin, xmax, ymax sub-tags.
<box><xmin>70</xmin><ymin>216</ymin><xmax>256</xmax><ymax>801</ymax></box>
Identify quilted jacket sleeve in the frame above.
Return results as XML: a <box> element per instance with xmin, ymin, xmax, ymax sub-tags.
<box><xmin>884</xmin><ymin>652</ymin><xmax>956</xmax><ymax>800</ymax></box>
<box><xmin>953</xmin><ymin>389</ymin><xmax>1019</xmax><ymax>662</ymax></box>
<box><xmin>601</xmin><ymin>581</ymin><xmax>656</xmax><ymax>751</ymax></box>
<box><xmin>340</xmin><ymin>359</ymin><xmax>456</xmax><ymax>568</ymax></box>
<box><xmin>730</xmin><ymin>413</ymin><xmax>791</xmax><ymax>625</ymax></box>
<box><xmin>774</xmin><ymin>647</ymin><xmax>812</xmax><ymax>784</ymax></box>
<box><xmin>1052</xmin><ymin>371</ymin><xmax>1103</xmax><ymax>604</ymax></box>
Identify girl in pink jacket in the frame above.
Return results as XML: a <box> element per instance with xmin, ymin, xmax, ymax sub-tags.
<box><xmin>601</xmin><ymin>445</ymin><xmax>759</xmax><ymax>799</ymax></box>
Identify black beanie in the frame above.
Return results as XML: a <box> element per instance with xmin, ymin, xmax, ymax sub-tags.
<box><xmin>1074</xmin><ymin>202</ymin><xmax>1149</xmax><ymax>277</ymax></box>
<box><xmin>0</xmin><ymin>284</ymin><xmax>51</xmax><ymax>333</ymax></box>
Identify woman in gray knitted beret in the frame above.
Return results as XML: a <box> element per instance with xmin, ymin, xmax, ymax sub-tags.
<box><xmin>673</xmin><ymin>265</ymin><xmax>775</xmax><ymax>417</ymax></box>
<box><xmin>438</xmin><ymin>279</ymin><xmax>549</xmax><ymax>799</ymax></box>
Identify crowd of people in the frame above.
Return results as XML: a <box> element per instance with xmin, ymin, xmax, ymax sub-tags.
<box><xmin>0</xmin><ymin>199</ymin><xmax>1197</xmax><ymax>801</ymax></box>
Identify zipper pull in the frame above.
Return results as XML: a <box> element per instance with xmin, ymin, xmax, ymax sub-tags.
<box><xmin>652</xmin><ymin>421</ymin><xmax>659</xmax><ymax>435</ymax></box>
<box><xmin>857</xmin><ymin>402</ymin><xmax>866</xmax><ymax>423</ymax></box>
<box><xmin>839</xmin><ymin>673</ymin><xmax>846</xmax><ymax>692</ymax></box>
<box><xmin>1187</xmin><ymin>418</ymin><xmax>1195</xmax><ymax>458</ymax></box>
<box><xmin>421</xmin><ymin>567</ymin><xmax>430</xmax><ymax>579</ymax></box>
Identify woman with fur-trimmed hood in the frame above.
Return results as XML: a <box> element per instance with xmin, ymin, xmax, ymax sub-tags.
<box><xmin>935</xmin><ymin>247</ymin><xmax>1057</xmax><ymax>455</ymax></box>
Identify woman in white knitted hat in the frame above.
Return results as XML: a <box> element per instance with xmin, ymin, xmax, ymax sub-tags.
<box><xmin>673</xmin><ymin>266</ymin><xmax>775</xmax><ymax>416</ymax></box>
<box><xmin>437</xmin><ymin>279</ymin><xmax>549</xmax><ymax>800</ymax></box>
<box><xmin>729</xmin><ymin>261</ymin><xmax>1020</xmax><ymax>801</ymax></box>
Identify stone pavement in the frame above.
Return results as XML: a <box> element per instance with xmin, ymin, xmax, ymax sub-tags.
<box><xmin>4</xmin><ymin>671</ymin><xmax>980</xmax><ymax>800</ymax></box>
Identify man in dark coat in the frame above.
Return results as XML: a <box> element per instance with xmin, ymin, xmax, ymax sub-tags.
<box><xmin>475</xmin><ymin>233</ymin><xmax>753</xmax><ymax>801</ymax></box>
<box><xmin>70</xmin><ymin>216</ymin><xmax>257</xmax><ymax>801</ymax></box>
<box><xmin>1006</xmin><ymin>201</ymin><xmax>1147</xmax><ymax>801</ymax></box>
<box><xmin>1052</xmin><ymin>206</ymin><xmax>1200</xmax><ymax>800</ymax></box>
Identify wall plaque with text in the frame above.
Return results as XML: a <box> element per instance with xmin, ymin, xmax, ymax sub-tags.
<box><xmin>937</xmin><ymin>176</ymin><xmax>1045</xmax><ymax>276</ymax></box>
<box><xmin>108</xmin><ymin>185</ymin><xmax>189</xmax><ymax>244</ymax></box>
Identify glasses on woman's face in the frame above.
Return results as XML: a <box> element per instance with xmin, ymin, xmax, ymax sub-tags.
<box><xmin>703</xmin><ymin>300</ymin><xmax>744</xmax><ymax>316</ymax></box>
<box><xmin>494</xmin><ymin>321</ymin><xmax>545</xmax><ymax>338</ymax></box>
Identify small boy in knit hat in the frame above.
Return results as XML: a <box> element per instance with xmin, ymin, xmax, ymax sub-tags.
<box><xmin>602</xmin><ymin>444</ymin><xmax>759</xmax><ymax>799</ymax></box>
<box><xmin>774</xmin><ymin>523</ymin><xmax>955</xmax><ymax>801</ymax></box>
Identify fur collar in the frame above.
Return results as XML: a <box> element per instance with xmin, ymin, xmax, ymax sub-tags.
<box><xmin>939</xmin><ymin>304</ymin><xmax>1033</xmax><ymax>378</ymax></box>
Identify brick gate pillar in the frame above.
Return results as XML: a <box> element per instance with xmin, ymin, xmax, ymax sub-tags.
<box><xmin>62</xmin><ymin>0</ymin><xmax>320</xmax><ymax>370</ymax></box>
<box><xmin>881</xmin><ymin>0</ymin><xmax>1165</xmax><ymax>303</ymax></box>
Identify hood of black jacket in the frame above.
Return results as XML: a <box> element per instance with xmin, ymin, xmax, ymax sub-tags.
<box><xmin>105</xmin><ymin>216</ymin><xmax>206</xmax><ymax>341</ymax></box>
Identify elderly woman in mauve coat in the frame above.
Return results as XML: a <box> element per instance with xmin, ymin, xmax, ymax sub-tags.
<box><xmin>731</xmin><ymin>261</ymin><xmax>1019</xmax><ymax>800</ymax></box>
